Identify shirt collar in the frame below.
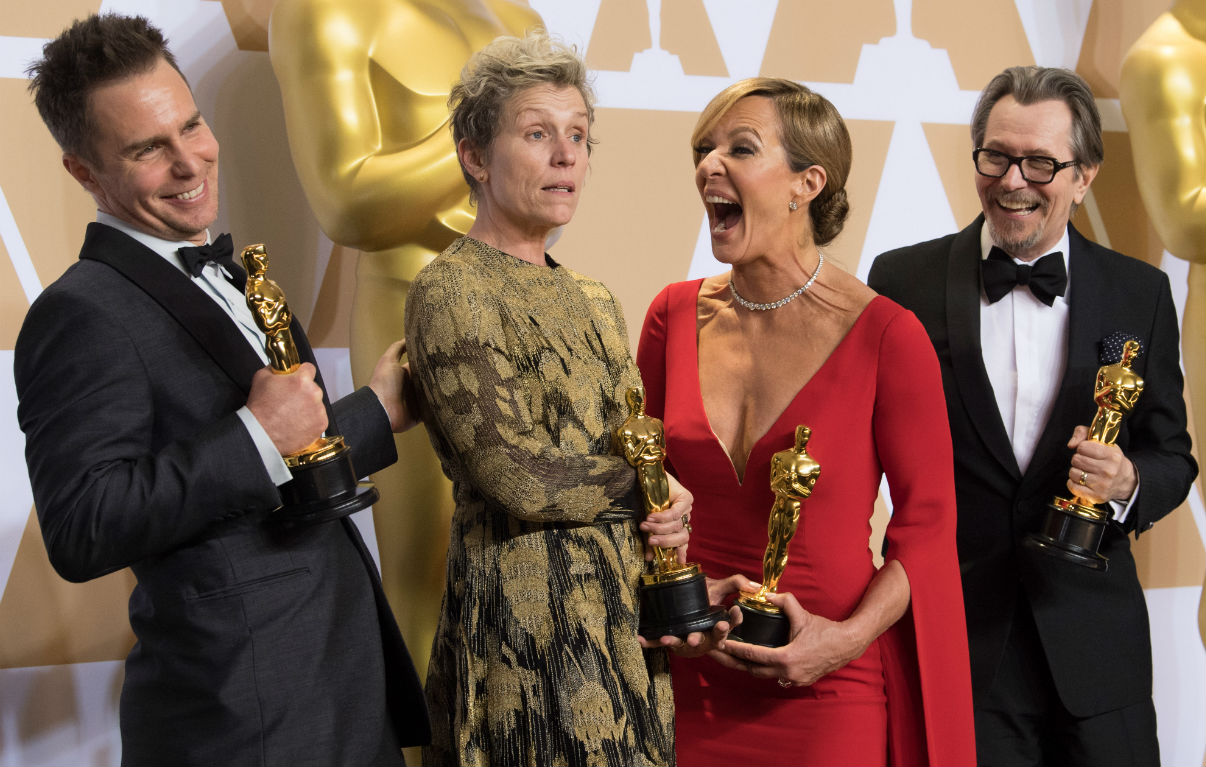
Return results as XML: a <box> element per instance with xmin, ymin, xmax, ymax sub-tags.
<box><xmin>96</xmin><ymin>211</ymin><xmax>212</xmax><ymax>276</ymax></box>
<box><xmin>979</xmin><ymin>221</ymin><xmax>1070</xmax><ymax>272</ymax></box>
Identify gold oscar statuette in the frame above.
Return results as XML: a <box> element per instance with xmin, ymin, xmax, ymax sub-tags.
<box><xmin>731</xmin><ymin>424</ymin><xmax>821</xmax><ymax>647</ymax></box>
<box><xmin>615</xmin><ymin>386</ymin><xmax>726</xmax><ymax>638</ymax></box>
<box><xmin>243</xmin><ymin>243</ymin><xmax>380</xmax><ymax>526</ymax></box>
<box><xmin>1027</xmin><ymin>339</ymin><xmax>1145</xmax><ymax>570</ymax></box>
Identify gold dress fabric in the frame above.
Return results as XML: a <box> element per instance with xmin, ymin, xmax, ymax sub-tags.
<box><xmin>404</xmin><ymin>237</ymin><xmax>675</xmax><ymax>767</ymax></box>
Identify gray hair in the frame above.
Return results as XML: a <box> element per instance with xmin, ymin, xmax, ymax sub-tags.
<box><xmin>971</xmin><ymin>66</ymin><xmax>1103</xmax><ymax>171</ymax></box>
<box><xmin>449</xmin><ymin>29</ymin><xmax>596</xmax><ymax>202</ymax></box>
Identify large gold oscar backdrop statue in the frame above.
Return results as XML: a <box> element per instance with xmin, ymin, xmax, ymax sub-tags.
<box><xmin>267</xmin><ymin>0</ymin><xmax>544</xmax><ymax>674</ymax></box>
<box><xmin>1119</xmin><ymin>0</ymin><xmax>1206</xmax><ymax>742</ymax></box>
<box><xmin>1121</xmin><ymin>0</ymin><xmax>1205</xmax><ymax>457</ymax></box>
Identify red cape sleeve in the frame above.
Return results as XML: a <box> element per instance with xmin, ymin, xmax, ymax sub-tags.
<box><xmin>873</xmin><ymin>305</ymin><xmax>977</xmax><ymax>766</ymax></box>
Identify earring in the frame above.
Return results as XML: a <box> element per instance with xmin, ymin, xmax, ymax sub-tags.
<box><xmin>788</xmin><ymin>200</ymin><xmax>798</xmax><ymax>211</ymax></box>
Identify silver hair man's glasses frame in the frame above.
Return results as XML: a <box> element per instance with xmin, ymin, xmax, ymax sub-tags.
<box><xmin>973</xmin><ymin>148</ymin><xmax>1078</xmax><ymax>185</ymax></box>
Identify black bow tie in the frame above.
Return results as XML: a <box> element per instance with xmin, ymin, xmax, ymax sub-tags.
<box><xmin>178</xmin><ymin>232</ymin><xmax>235</xmax><ymax>277</ymax></box>
<box><xmin>981</xmin><ymin>247</ymin><xmax>1067</xmax><ymax>306</ymax></box>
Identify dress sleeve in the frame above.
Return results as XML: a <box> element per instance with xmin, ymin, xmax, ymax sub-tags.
<box><xmin>636</xmin><ymin>284</ymin><xmax>672</xmax><ymax>422</ymax></box>
<box><xmin>404</xmin><ymin>263</ymin><xmax>639</xmax><ymax>524</ymax></box>
<box><xmin>871</xmin><ymin>307</ymin><xmax>977</xmax><ymax>766</ymax></box>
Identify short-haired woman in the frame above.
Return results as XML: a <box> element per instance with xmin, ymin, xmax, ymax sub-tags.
<box><xmin>405</xmin><ymin>30</ymin><xmax>693</xmax><ymax>767</ymax></box>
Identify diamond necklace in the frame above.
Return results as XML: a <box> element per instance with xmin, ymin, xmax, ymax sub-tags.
<box><xmin>728</xmin><ymin>252</ymin><xmax>825</xmax><ymax>311</ymax></box>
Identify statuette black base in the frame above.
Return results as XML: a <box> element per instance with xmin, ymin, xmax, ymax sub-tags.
<box><xmin>729</xmin><ymin>601</ymin><xmax>790</xmax><ymax>647</ymax></box>
<box><xmin>1026</xmin><ymin>497</ymin><xmax>1108</xmax><ymax>571</ymax></box>
<box><xmin>638</xmin><ymin>571</ymin><xmax>727</xmax><ymax>640</ymax></box>
<box><xmin>275</xmin><ymin>449</ymin><xmax>378</xmax><ymax>528</ymax></box>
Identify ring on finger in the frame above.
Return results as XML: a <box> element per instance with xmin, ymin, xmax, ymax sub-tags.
<box><xmin>682</xmin><ymin>514</ymin><xmax>692</xmax><ymax>534</ymax></box>
<box><xmin>777</xmin><ymin>678</ymin><xmax>792</xmax><ymax>688</ymax></box>
<box><xmin>1079</xmin><ymin>470</ymin><xmax>1089</xmax><ymax>486</ymax></box>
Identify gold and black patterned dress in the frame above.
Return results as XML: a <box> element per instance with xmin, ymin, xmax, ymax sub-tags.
<box><xmin>404</xmin><ymin>237</ymin><xmax>675</xmax><ymax>767</ymax></box>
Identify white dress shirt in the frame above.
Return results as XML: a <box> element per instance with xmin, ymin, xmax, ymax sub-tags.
<box><xmin>97</xmin><ymin>212</ymin><xmax>292</xmax><ymax>485</ymax></box>
<box><xmin>979</xmin><ymin>224</ymin><xmax>1135</xmax><ymax>520</ymax></box>
<box><xmin>979</xmin><ymin>225</ymin><xmax>1070</xmax><ymax>474</ymax></box>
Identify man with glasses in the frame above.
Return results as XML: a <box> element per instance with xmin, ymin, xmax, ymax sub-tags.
<box><xmin>869</xmin><ymin>66</ymin><xmax>1195</xmax><ymax>765</ymax></box>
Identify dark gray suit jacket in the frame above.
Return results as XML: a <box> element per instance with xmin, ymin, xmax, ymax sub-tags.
<box><xmin>868</xmin><ymin>217</ymin><xmax>1196</xmax><ymax>718</ymax></box>
<box><xmin>15</xmin><ymin>223</ymin><xmax>429</xmax><ymax>766</ymax></box>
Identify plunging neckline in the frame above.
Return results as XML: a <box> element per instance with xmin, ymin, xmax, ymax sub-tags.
<box><xmin>690</xmin><ymin>287</ymin><xmax>888</xmax><ymax>486</ymax></box>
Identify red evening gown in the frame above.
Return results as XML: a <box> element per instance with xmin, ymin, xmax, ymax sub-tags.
<box><xmin>637</xmin><ymin>280</ymin><xmax>976</xmax><ymax>767</ymax></box>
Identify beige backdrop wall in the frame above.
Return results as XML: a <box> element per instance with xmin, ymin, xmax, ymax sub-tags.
<box><xmin>0</xmin><ymin>1</ymin><xmax>1201</xmax><ymax>765</ymax></box>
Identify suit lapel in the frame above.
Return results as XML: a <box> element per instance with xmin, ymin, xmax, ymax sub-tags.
<box><xmin>947</xmin><ymin>216</ymin><xmax>1022</xmax><ymax>480</ymax></box>
<box><xmin>79</xmin><ymin>222</ymin><xmax>263</xmax><ymax>392</ymax></box>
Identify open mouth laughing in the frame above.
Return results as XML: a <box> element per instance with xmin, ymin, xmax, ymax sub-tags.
<box><xmin>706</xmin><ymin>194</ymin><xmax>743</xmax><ymax>234</ymax></box>
<box><xmin>993</xmin><ymin>191</ymin><xmax>1044</xmax><ymax>218</ymax></box>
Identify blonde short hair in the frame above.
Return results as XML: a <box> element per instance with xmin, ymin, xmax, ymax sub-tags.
<box><xmin>450</xmin><ymin>29</ymin><xmax>596</xmax><ymax>201</ymax></box>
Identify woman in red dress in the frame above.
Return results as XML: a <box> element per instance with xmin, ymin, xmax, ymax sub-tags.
<box><xmin>636</xmin><ymin>78</ymin><xmax>976</xmax><ymax>766</ymax></box>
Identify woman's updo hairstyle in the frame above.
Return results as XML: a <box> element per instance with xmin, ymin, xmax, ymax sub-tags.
<box><xmin>691</xmin><ymin>77</ymin><xmax>851</xmax><ymax>246</ymax></box>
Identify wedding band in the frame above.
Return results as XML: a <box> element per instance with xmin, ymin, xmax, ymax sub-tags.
<box><xmin>777</xmin><ymin>678</ymin><xmax>792</xmax><ymax>688</ymax></box>
<box><xmin>1079</xmin><ymin>470</ymin><xmax>1089</xmax><ymax>486</ymax></box>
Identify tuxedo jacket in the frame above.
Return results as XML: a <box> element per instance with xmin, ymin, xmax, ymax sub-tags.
<box><xmin>15</xmin><ymin>223</ymin><xmax>429</xmax><ymax>766</ymax></box>
<box><xmin>868</xmin><ymin>217</ymin><xmax>1196</xmax><ymax>718</ymax></box>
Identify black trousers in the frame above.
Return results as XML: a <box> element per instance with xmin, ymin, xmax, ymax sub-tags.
<box><xmin>975</xmin><ymin>597</ymin><xmax>1159</xmax><ymax>767</ymax></box>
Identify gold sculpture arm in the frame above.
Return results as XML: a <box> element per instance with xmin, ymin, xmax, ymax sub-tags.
<box><xmin>1120</xmin><ymin>2</ymin><xmax>1206</xmax><ymax>262</ymax></box>
<box><xmin>267</xmin><ymin>0</ymin><xmax>543</xmax><ymax>250</ymax></box>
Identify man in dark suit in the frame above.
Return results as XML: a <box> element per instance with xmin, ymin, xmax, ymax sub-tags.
<box><xmin>869</xmin><ymin>66</ymin><xmax>1196</xmax><ymax>766</ymax></box>
<box><xmin>15</xmin><ymin>14</ymin><xmax>429</xmax><ymax>765</ymax></box>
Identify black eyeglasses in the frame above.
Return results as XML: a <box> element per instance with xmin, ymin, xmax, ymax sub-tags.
<box><xmin>973</xmin><ymin>148</ymin><xmax>1078</xmax><ymax>185</ymax></box>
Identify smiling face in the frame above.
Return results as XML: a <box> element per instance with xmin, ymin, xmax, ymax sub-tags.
<box><xmin>692</xmin><ymin>96</ymin><xmax>818</xmax><ymax>267</ymax></box>
<box><xmin>63</xmin><ymin>57</ymin><xmax>219</xmax><ymax>245</ymax></box>
<box><xmin>975</xmin><ymin>95</ymin><xmax>1097</xmax><ymax>262</ymax></box>
<box><xmin>463</xmin><ymin>84</ymin><xmax>590</xmax><ymax>250</ymax></box>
